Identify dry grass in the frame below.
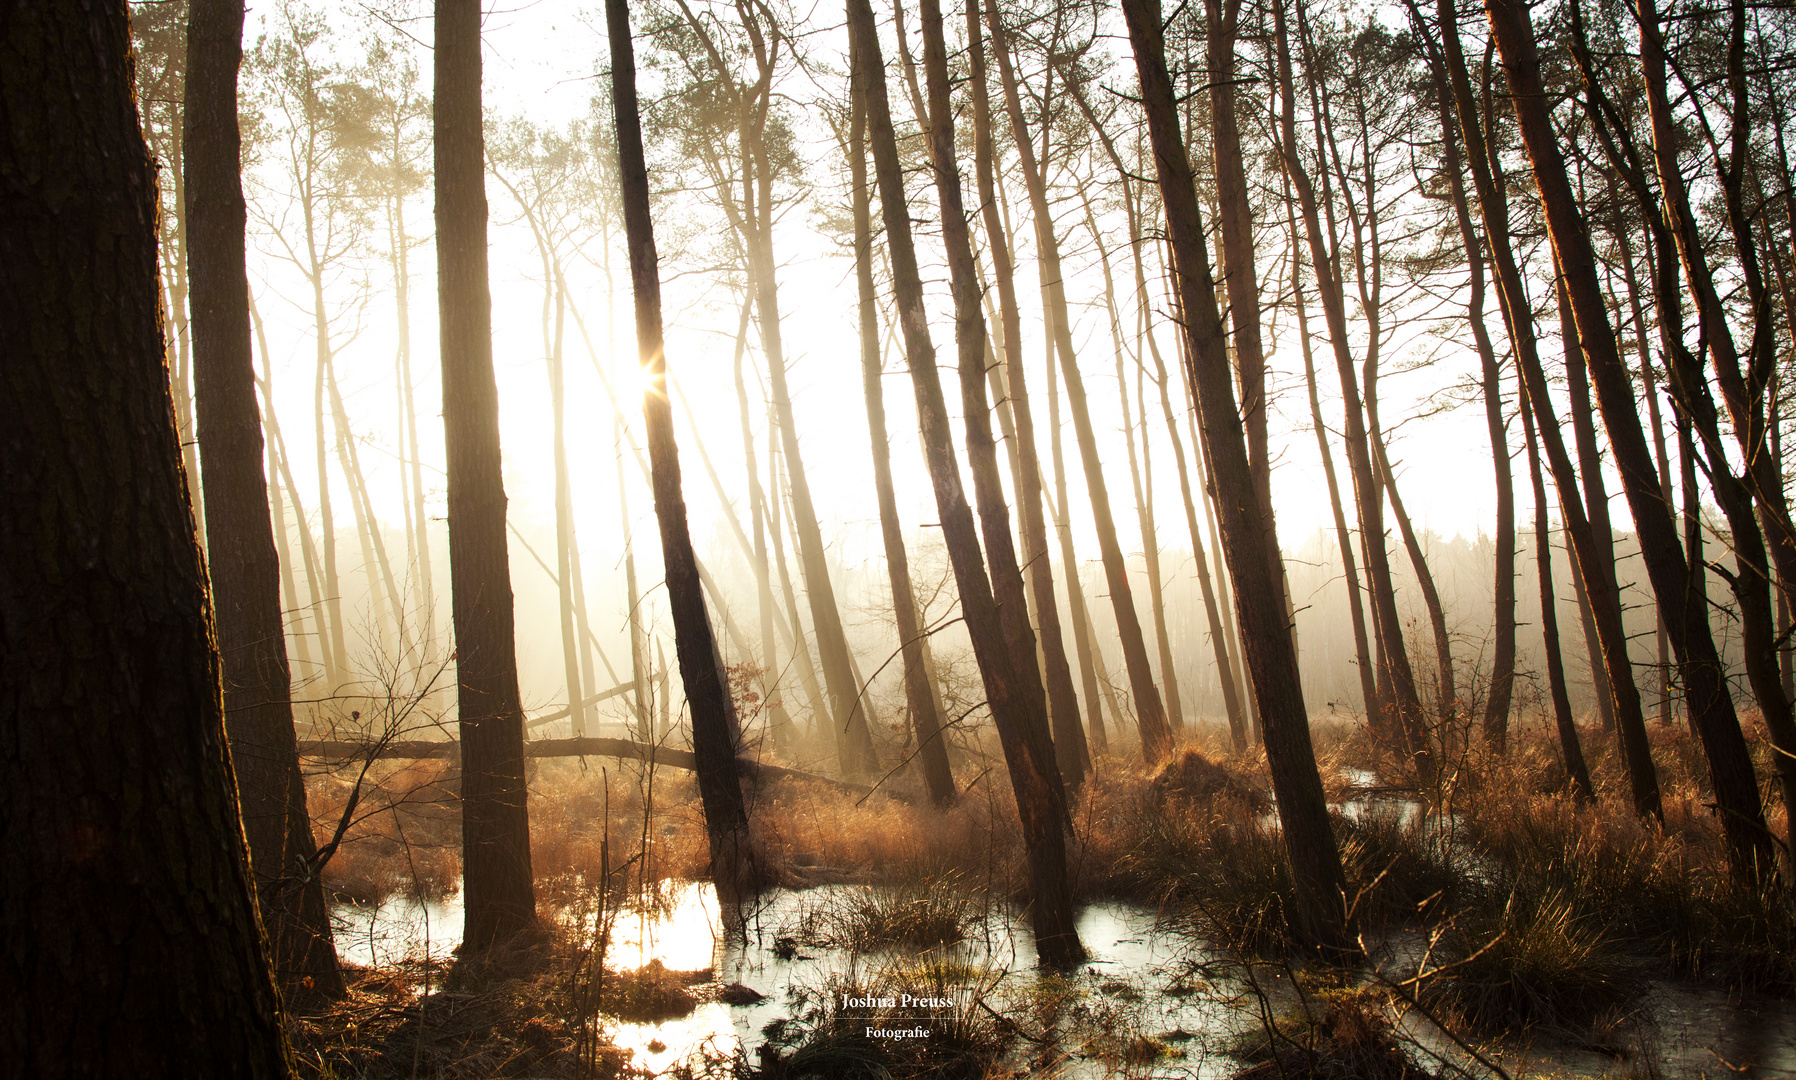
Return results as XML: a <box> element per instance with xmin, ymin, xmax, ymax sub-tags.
<box><xmin>287</xmin><ymin>936</ymin><xmax>630</xmax><ymax>1080</ymax></box>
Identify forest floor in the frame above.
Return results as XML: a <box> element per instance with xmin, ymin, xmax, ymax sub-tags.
<box><xmin>290</xmin><ymin>715</ymin><xmax>1796</xmax><ymax>1079</ymax></box>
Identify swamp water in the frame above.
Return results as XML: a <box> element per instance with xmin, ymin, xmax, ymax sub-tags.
<box><xmin>333</xmin><ymin>882</ymin><xmax>1796</xmax><ymax>1078</ymax></box>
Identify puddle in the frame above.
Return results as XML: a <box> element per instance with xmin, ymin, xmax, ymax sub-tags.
<box><xmin>333</xmin><ymin>890</ymin><xmax>462</xmax><ymax>969</ymax></box>
<box><xmin>331</xmin><ymin>869</ymin><xmax>1796</xmax><ymax>1077</ymax></box>
<box><xmin>335</xmin><ymin>882</ymin><xmax>1247</xmax><ymax>1076</ymax></box>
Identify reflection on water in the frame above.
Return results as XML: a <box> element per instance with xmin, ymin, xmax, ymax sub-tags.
<box><xmin>332</xmin><ymin>881</ymin><xmax>1796</xmax><ymax>1078</ymax></box>
<box><xmin>333</xmin><ymin>891</ymin><xmax>462</xmax><ymax>969</ymax></box>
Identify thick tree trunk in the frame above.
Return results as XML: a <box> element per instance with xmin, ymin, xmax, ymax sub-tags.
<box><xmin>1486</xmin><ymin>0</ymin><xmax>1772</xmax><ymax>880</ymax></box>
<box><xmin>607</xmin><ymin>0</ymin><xmax>757</xmax><ymax>900</ymax></box>
<box><xmin>0</xmin><ymin>3</ymin><xmax>293</xmax><ymax>1066</ymax></box>
<box><xmin>849</xmin><ymin>0</ymin><xmax>1082</xmax><ymax>965</ymax></box>
<box><xmin>1203</xmin><ymin>0</ymin><xmax>1277</xmax><ymax>559</ymax></box>
<box><xmin>1125</xmin><ymin>0</ymin><xmax>1352</xmax><ymax>956</ymax></box>
<box><xmin>986</xmin><ymin>2</ymin><xmax>1174</xmax><ymax>761</ymax></box>
<box><xmin>917</xmin><ymin>0</ymin><xmax>1066</xmax><ymax>777</ymax></box>
<box><xmin>435</xmin><ymin>0</ymin><xmax>537</xmax><ymax>947</ymax></box>
<box><xmin>187</xmin><ymin>0</ymin><xmax>342</xmax><ymax>1001</ymax></box>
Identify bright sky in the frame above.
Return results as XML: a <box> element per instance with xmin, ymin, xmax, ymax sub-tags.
<box><xmin>235</xmin><ymin>0</ymin><xmax>1565</xmax><ymax>714</ymax></box>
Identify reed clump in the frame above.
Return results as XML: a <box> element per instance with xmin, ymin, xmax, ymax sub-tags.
<box><xmin>798</xmin><ymin>875</ymin><xmax>985</xmax><ymax>952</ymax></box>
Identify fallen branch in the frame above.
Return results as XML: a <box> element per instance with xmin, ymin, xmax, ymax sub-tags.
<box><xmin>296</xmin><ymin>737</ymin><xmax>909</xmax><ymax>802</ymax></box>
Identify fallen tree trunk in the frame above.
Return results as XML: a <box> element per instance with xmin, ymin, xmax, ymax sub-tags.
<box><xmin>296</xmin><ymin>737</ymin><xmax>906</xmax><ymax>802</ymax></box>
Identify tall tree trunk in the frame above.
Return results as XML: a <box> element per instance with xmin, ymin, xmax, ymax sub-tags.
<box><xmin>1046</xmin><ymin>349</ymin><xmax>1113</xmax><ymax>753</ymax></box>
<box><xmin>1556</xmin><ymin>270</ymin><xmax>1623</xmax><ymax>735</ymax></box>
<box><xmin>741</xmin><ymin>147</ymin><xmax>876</xmax><ymax>778</ymax></box>
<box><xmin>312</xmin><ymin>312</ymin><xmax>348</xmax><ymax>682</ymax></box>
<box><xmin>916</xmin><ymin>0</ymin><xmax>1066</xmax><ymax>776</ymax></box>
<box><xmin>1416</xmin><ymin>48</ymin><xmax>1516</xmax><ymax>746</ymax></box>
<box><xmin>390</xmin><ymin>187</ymin><xmax>438</xmax><ymax>664</ymax></box>
<box><xmin>187</xmin><ymin>0</ymin><xmax>341</xmax><ymax>1000</ymax></box>
<box><xmin>1273</xmin><ymin>0</ymin><xmax>1431</xmax><ymax>783</ymax></box>
<box><xmin>849</xmin><ymin>62</ymin><xmax>956</xmax><ymax>805</ymax></box>
<box><xmin>968</xmin><ymin>0</ymin><xmax>1089</xmax><ymax>781</ymax></box>
<box><xmin>1519</xmin><ymin>369</ymin><xmax>1595</xmax><ymax>801</ymax></box>
<box><xmin>1</xmin><ymin>2</ymin><xmax>292</xmax><ymax>1064</ymax></box>
<box><xmin>548</xmin><ymin>278</ymin><xmax>587</xmax><ymax>734</ymax></box>
<box><xmin>1485</xmin><ymin>0</ymin><xmax>1771</xmax><ymax>880</ymax></box>
<box><xmin>1287</xmin><ymin>190</ymin><xmax>1379</xmax><ymax>726</ymax></box>
<box><xmin>1126</xmin><ymin>0</ymin><xmax>1352</xmax><ymax>955</ymax></box>
<box><xmin>728</xmin><ymin>307</ymin><xmax>797</xmax><ymax>750</ymax></box>
<box><xmin>1437</xmin><ymin>0</ymin><xmax>1653</xmax><ymax>810</ymax></box>
<box><xmin>986</xmin><ymin>1</ymin><xmax>1174</xmax><ymax>761</ymax></box>
<box><xmin>849</xmin><ymin>0</ymin><xmax>1082</xmax><ymax>964</ymax></box>
<box><xmin>1203</xmin><ymin>0</ymin><xmax>1277</xmax><ymax>558</ymax></box>
<box><xmin>253</xmin><ymin>296</ymin><xmax>330</xmax><ymax>687</ymax></box>
<box><xmin>435</xmin><ymin>0</ymin><xmax>537</xmax><ymax>947</ymax></box>
<box><xmin>607</xmin><ymin>0</ymin><xmax>757</xmax><ymax>899</ymax></box>
<box><xmin>1081</xmin><ymin>193</ymin><xmax>1187</xmax><ymax>737</ymax></box>
<box><xmin>1615</xmin><ymin>226</ymin><xmax>1676</xmax><ymax>726</ymax></box>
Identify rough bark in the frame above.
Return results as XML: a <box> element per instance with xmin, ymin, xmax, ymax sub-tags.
<box><xmin>187</xmin><ymin>0</ymin><xmax>342</xmax><ymax>1000</ymax></box>
<box><xmin>1125</xmin><ymin>0</ymin><xmax>1352</xmax><ymax>955</ymax></box>
<box><xmin>848</xmin><ymin>0</ymin><xmax>1083</xmax><ymax>964</ymax></box>
<box><xmin>435</xmin><ymin>0</ymin><xmax>537</xmax><ymax>947</ymax></box>
<box><xmin>1486</xmin><ymin>0</ymin><xmax>1771</xmax><ymax>879</ymax></box>
<box><xmin>0</xmin><ymin>2</ymin><xmax>293</xmax><ymax>1066</ymax></box>
<box><xmin>607</xmin><ymin>0</ymin><xmax>756</xmax><ymax>900</ymax></box>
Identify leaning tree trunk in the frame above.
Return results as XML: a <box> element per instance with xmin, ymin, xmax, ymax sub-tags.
<box><xmin>186</xmin><ymin>0</ymin><xmax>342</xmax><ymax>1002</ymax></box>
<box><xmin>1438</xmin><ymin>0</ymin><xmax>1655</xmax><ymax>811</ymax></box>
<box><xmin>848</xmin><ymin>61</ymin><xmax>956</xmax><ymax>805</ymax></box>
<box><xmin>968</xmin><ymin>0</ymin><xmax>1090</xmax><ymax>782</ymax></box>
<box><xmin>1287</xmin><ymin>189</ymin><xmax>1379</xmax><ymax>726</ymax></box>
<box><xmin>1124</xmin><ymin>0</ymin><xmax>1352</xmax><ymax>957</ymax></box>
<box><xmin>607</xmin><ymin>0</ymin><xmax>756</xmax><ymax>900</ymax></box>
<box><xmin>1485</xmin><ymin>0</ymin><xmax>1772</xmax><ymax>882</ymax></box>
<box><xmin>987</xmin><ymin>1</ymin><xmax>1173</xmax><ymax>761</ymax></box>
<box><xmin>435</xmin><ymin>0</ymin><xmax>537</xmax><ymax>948</ymax></box>
<box><xmin>1273</xmin><ymin>0</ymin><xmax>1431</xmax><ymax>784</ymax></box>
<box><xmin>1</xmin><ymin>3</ymin><xmax>292</xmax><ymax>1068</ymax></box>
<box><xmin>1417</xmin><ymin>55</ymin><xmax>1516</xmax><ymax>747</ymax></box>
<box><xmin>916</xmin><ymin>0</ymin><xmax>1066</xmax><ymax>778</ymax></box>
<box><xmin>849</xmin><ymin>0</ymin><xmax>1082</xmax><ymax>965</ymax></box>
